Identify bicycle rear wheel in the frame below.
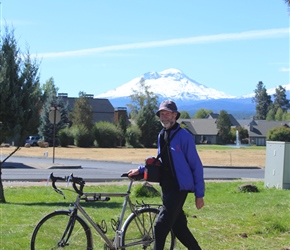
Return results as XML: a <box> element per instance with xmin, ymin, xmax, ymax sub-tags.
<box><xmin>121</xmin><ymin>207</ymin><xmax>175</xmax><ymax>249</ymax></box>
<box><xmin>30</xmin><ymin>210</ymin><xmax>93</xmax><ymax>250</ymax></box>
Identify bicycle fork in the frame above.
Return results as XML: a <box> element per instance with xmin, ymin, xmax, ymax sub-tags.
<box><xmin>57</xmin><ymin>210</ymin><xmax>78</xmax><ymax>247</ymax></box>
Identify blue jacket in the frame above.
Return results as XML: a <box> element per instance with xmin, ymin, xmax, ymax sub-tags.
<box><xmin>139</xmin><ymin>124</ymin><xmax>205</xmax><ymax>198</ymax></box>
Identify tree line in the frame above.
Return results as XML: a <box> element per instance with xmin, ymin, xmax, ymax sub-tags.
<box><xmin>253</xmin><ymin>81</ymin><xmax>290</xmax><ymax>121</ymax></box>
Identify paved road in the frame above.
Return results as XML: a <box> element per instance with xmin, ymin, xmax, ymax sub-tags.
<box><xmin>1</xmin><ymin>156</ymin><xmax>265</xmax><ymax>182</ymax></box>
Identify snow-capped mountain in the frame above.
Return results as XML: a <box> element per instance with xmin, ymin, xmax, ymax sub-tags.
<box><xmin>94</xmin><ymin>68</ymin><xmax>289</xmax><ymax>119</ymax></box>
<box><xmin>95</xmin><ymin>68</ymin><xmax>236</xmax><ymax>100</ymax></box>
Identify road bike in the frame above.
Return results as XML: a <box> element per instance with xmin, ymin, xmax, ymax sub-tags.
<box><xmin>30</xmin><ymin>172</ymin><xmax>175</xmax><ymax>249</ymax></box>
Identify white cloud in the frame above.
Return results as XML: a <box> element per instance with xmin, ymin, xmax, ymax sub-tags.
<box><xmin>35</xmin><ymin>28</ymin><xmax>290</xmax><ymax>59</ymax></box>
<box><xmin>280</xmin><ymin>67</ymin><xmax>290</xmax><ymax>72</ymax></box>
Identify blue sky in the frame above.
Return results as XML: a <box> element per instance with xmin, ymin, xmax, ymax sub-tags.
<box><xmin>2</xmin><ymin>0</ymin><xmax>289</xmax><ymax>97</ymax></box>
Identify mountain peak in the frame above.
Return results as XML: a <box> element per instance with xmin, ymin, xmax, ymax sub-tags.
<box><xmin>159</xmin><ymin>68</ymin><xmax>183</xmax><ymax>78</ymax></box>
<box><xmin>95</xmin><ymin>68</ymin><xmax>236</xmax><ymax>100</ymax></box>
<box><xmin>142</xmin><ymin>68</ymin><xmax>184</xmax><ymax>81</ymax></box>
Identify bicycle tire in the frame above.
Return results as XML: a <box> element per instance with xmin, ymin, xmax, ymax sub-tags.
<box><xmin>30</xmin><ymin>210</ymin><xmax>93</xmax><ymax>250</ymax></box>
<box><xmin>121</xmin><ymin>207</ymin><xmax>175</xmax><ymax>249</ymax></box>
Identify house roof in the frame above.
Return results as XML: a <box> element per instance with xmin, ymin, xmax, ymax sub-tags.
<box><xmin>180</xmin><ymin>119</ymin><xmax>219</xmax><ymax>135</ymax></box>
<box><xmin>237</xmin><ymin>119</ymin><xmax>290</xmax><ymax>137</ymax></box>
<box><xmin>206</xmin><ymin>113</ymin><xmax>240</xmax><ymax>126</ymax></box>
<box><xmin>57</xmin><ymin>95</ymin><xmax>115</xmax><ymax>123</ymax></box>
<box><xmin>63</xmin><ymin>97</ymin><xmax>114</xmax><ymax>113</ymax></box>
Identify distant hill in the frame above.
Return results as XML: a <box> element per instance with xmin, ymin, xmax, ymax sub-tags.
<box><xmin>178</xmin><ymin>98</ymin><xmax>255</xmax><ymax>119</ymax></box>
<box><xmin>109</xmin><ymin>96</ymin><xmax>255</xmax><ymax>119</ymax></box>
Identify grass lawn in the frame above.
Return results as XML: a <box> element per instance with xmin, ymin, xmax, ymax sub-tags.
<box><xmin>1</xmin><ymin>180</ymin><xmax>290</xmax><ymax>249</ymax></box>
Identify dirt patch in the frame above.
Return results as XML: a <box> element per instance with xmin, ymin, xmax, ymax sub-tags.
<box><xmin>0</xmin><ymin>145</ymin><xmax>266</xmax><ymax>167</ymax></box>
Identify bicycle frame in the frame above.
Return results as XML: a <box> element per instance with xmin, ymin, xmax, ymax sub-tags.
<box><xmin>49</xmin><ymin>173</ymin><xmax>157</xmax><ymax>249</ymax></box>
<box><xmin>74</xmin><ymin>182</ymin><xmax>134</xmax><ymax>248</ymax></box>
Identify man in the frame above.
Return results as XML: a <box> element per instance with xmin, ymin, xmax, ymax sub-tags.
<box><xmin>128</xmin><ymin>100</ymin><xmax>205</xmax><ymax>250</ymax></box>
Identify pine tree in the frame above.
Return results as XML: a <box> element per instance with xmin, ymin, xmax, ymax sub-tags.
<box><xmin>38</xmin><ymin>78</ymin><xmax>68</xmax><ymax>146</ymax></box>
<box><xmin>70</xmin><ymin>91</ymin><xmax>94</xmax><ymax>130</ymax></box>
<box><xmin>282</xmin><ymin>111</ymin><xmax>290</xmax><ymax>121</ymax></box>
<box><xmin>252</xmin><ymin>81</ymin><xmax>272</xmax><ymax>120</ymax></box>
<box><xmin>136</xmin><ymin>103</ymin><xmax>160</xmax><ymax>147</ymax></box>
<box><xmin>117</xmin><ymin>114</ymin><xmax>127</xmax><ymax>146</ymax></box>
<box><xmin>128</xmin><ymin>78</ymin><xmax>160</xmax><ymax>147</ymax></box>
<box><xmin>266</xmin><ymin>108</ymin><xmax>275</xmax><ymax>121</ymax></box>
<box><xmin>273</xmin><ymin>85</ymin><xmax>290</xmax><ymax>113</ymax></box>
<box><xmin>275</xmin><ymin>108</ymin><xmax>284</xmax><ymax>121</ymax></box>
<box><xmin>0</xmin><ymin>29</ymin><xmax>42</xmax><ymax>144</ymax></box>
<box><xmin>0</xmin><ymin>28</ymin><xmax>42</xmax><ymax>203</ymax></box>
<box><xmin>216</xmin><ymin>110</ymin><xmax>231</xmax><ymax>144</ymax></box>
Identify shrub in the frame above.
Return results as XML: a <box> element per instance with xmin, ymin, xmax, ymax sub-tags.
<box><xmin>71</xmin><ymin>125</ymin><xmax>94</xmax><ymax>148</ymax></box>
<box><xmin>125</xmin><ymin>125</ymin><xmax>142</xmax><ymax>148</ymax></box>
<box><xmin>267</xmin><ymin>126</ymin><xmax>290</xmax><ymax>142</ymax></box>
<box><xmin>58</xmin><ymin>127</ymin><xmax>74</xmax><ymax>147</ymax></box>
<box><xmin>133</xmin><ymin>183</ymin><xmax>160</xmax><ymax>197</ymax></box>
<box><xmin>238</xmin><ymin>183</ymin><xmax>259</xmax><ymax>193</ymax></box>
<box><xmin>93</xmin><ymin>121</ymin><xmax>122</xmax><ymax>148</ymax></box>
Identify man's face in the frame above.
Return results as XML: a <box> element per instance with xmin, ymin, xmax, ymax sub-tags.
<box><xmin>159</xmin><ymin>110</ymin><xmax>177</xmax><ymax>129</ymax></box>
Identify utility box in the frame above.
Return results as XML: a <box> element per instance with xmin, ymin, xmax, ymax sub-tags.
<box><xmin>264</xmin><ymin>141</ymin><xmax>290</xmax><ymax>189</ymax></box>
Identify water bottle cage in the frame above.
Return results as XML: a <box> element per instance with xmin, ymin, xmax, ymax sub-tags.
<box><xmin>97</xmin><ymin>219</ymin><xmax>107</xmax><ymax>234</ymax></box>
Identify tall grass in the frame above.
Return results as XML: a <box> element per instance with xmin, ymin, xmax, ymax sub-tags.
<box><xmin>1</xmin><ymin>181</ymin><xmax>290</xmax><ymax>249</ymax></box>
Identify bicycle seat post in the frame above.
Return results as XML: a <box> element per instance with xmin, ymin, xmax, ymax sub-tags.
<box><xmin>126</xmin><ymin>179</ymin><xmax>134</xmax><ymax>194</ymax></box>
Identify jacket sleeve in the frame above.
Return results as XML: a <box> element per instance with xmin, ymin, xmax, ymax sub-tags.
<box><xmin>186</xmin><ymin>135</ymin><xmax>205</xmax><ymax>198</ymax></box>
<box><xmin>170</xmin><ymin>127</ymin><xmax>205</xmax><ymax>198</ymax></box>
<box><xmin>138</xmin><ymin>165</ymin><xmax>145</xmax><ymax>174</ymax></box>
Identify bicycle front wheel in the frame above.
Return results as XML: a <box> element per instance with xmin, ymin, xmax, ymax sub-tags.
<box><xmin>31</xmin><ymin>210</ymin><xmax>93</xmax><ymax>250</ymax></box>
<box><xmin>121</xmin><ymin>207</ymin><xmax>175</xmax><ymax>249</ymax></box>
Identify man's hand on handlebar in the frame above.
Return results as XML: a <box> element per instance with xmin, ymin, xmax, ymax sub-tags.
<box><xmin>127</xmin><ymin>169</ymin><xmax>140</xmax><ymax>177</ymax></box>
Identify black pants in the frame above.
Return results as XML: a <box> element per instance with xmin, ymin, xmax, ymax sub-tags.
<box><xmin>154</xmin><ymin>188</ymin><xmax>201</xmax><ymax>250</ymax></box>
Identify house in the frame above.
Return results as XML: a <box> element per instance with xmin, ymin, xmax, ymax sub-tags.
<box><xmin>58</xmin><ymin>93</ymin><xmax>117</xmax><ymax>124</ymax></box>
<box><xmin>237</xmin><ymin>119</ymin><xmax>290</xmax><ymax>146</ymax></box>
<box><xmin>180</xmin><ymin>113</ymin><xmax>242</xmax><ymax>145</ymax></box>
<box><xmin>114</xmin><ymin>107</ymin><xmax>129</xmax><ymax>125</ymax></box>
<box><xmin>180</xmin><ymin>113</ymin><xmax>290</xmax><ymax>146</ymax></box>
<box><xmin>180</xmin><ymin>119</ymin><xmax>219</xmax><ymax>144</ymax></box>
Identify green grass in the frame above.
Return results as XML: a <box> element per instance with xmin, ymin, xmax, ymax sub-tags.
<box><xmin>1</xmin><ymin>181</ymin><xmax>290</xmax><ymax>249</ymax></box>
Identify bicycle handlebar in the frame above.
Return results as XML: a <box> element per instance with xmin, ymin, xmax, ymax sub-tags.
<box><xmin>48</xmin><ymin>172</ymin><xmax>144</xmax><ymax>196</ymax></box>
<box><xmin>121</xmin><ymin>173</ymin><xmax>144</xmax><ymax>181</ymax></box>
<box><xmin>48</xmin><ymin>172</ymin><xmax>85</xmax><ymax>196</ymax></box>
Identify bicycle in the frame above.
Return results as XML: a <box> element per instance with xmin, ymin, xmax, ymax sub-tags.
<box><xmin>30</xmin><ymin>172</ymin><xmax>175</xmax><ymax>249</ymax></box>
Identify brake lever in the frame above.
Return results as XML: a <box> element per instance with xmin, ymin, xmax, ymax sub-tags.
<box><xmin>66</xmin><ymin>175</ymin><xmax>71</xmax><ymax>187</ymax></box>
<box><xmin>49</xmin><ymin>172</ymin><xmax>66</xmax><ymax>199</ymax></box>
